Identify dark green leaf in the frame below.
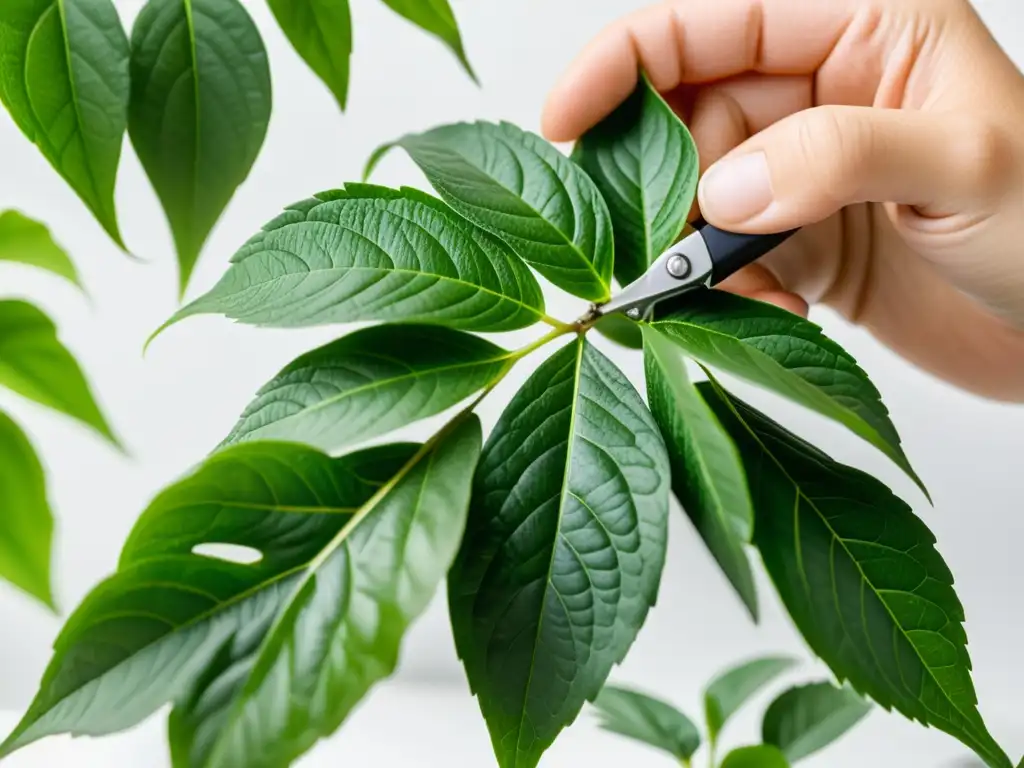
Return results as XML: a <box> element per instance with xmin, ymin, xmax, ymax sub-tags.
<box><xmin>651</xmin><ymin>290</ymin><xmax>925</xmax><ymax>495</ymax></box>
<box><xmin>572</xmin><ymin>75</ymin><xmax>697</xmax><ymax>285</ymax></box>
<box><xmin>221</xmin><ymin>324</ymin><xmax>511</xmax><ymax>452</ymax></box>
<box><xmin>699</xmin><ymin>379</ymin><xmax>1011</xmax><ymax>768</ymax></box>
<box><xmin>0</xmin><ymin>410</ymin><xmax>54</xmax><ymax>609</ymax></box>
<box><xmin>379</xmin><ymin>0</ymin><xmax>475</xmax><ymax>82</ymax></box>
<box><xmin>762</xmin><ymin>682</ymin><xmax>872</xmax><ymax>763</ymax></box>
<box><xmin>704</xmin><ymin>656</ymin><xmax>798</xmax><ymax>747</ymax></box>
<box><xmin>0</xmin><ymin>301</ymin><xmax>117</xmax><ymax>446</ymax></box>
<box><xmin>367</xmin><ymin>121</ymin><xmax>615</xmax><ymax>302</ymax></box>
<box><xmin>720</xmin><ymin>745</ymin><xmax>790</xmax><ymax>768</ymax></box>
<box><xmin>593</xmin><ymin>313</ymin><xmax>643</xmax><ymax>350</ymax></box>
<box><xmin>0</xmin><ymin>210</ymin><xmax>81</xmax><ymax>288</ymax></box>
<box><xmin>156</xmin><ymin>185</ymin><xmax>550</xmax><ymax>338</ymax></box>
<box><xmin>129</xmin><ymin>0</ymin><xmax>272</xmax><ymax>294</ymax></box>
<box><xmin>268</xmin><ymin>0</ymin><xmax>352</xmax><ymax>111</ymax></box>
<box><xmin>591</xmin><ymin>685</ymin><xmax>701</xmax><ymax>763</ymax></box>
<box><xmin>0</xmin><ymin>416</ymin><xmax>482</xmax><ymax>766</ymax></box>
<box><xmin>449</xmin><ymin>337</ymin><xmax>670</xmax><ymax>768</ymax></box>
<box><xmin>642</xmin><ymin>326</ymin><xmax>757</xmax><ymax>619</ymax></box>
<box><xmin>0</xmin><ymin>0</ymin><xmax>130</xmax><ymax>246</ymax></box>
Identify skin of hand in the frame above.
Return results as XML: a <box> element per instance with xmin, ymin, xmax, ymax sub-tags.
<box><xmin>543</xmin><ymin>0</ymin><xmax>1024</xmax><ymax>401</ymax></box>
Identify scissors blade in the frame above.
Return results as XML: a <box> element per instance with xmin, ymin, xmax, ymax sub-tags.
<box><xmin>596</xmin><ymin>228</ymin><xmax>715</xmax><ymax>320</ymax></box>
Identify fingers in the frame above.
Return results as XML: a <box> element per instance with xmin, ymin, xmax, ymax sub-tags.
<box><xmin>542</xmin><ymin>0</ymin><xmax>854</xmax><ymax>142</ymax></box>
<box><xmin>697</xmin><ymin>106</ymin><xmax>1014</xmax><ymax>233</ymax></box>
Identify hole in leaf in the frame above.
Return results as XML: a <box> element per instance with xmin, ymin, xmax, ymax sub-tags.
<box><xmin>192</xmin><ymin>543</ymin><xmax>264</xmax><ymax>565</ymax></box>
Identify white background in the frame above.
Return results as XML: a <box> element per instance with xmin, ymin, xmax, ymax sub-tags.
<box><xmin>1</xmin><ymin>0</ymin><xmax>1023</xmax><ymax>766</ymax></box>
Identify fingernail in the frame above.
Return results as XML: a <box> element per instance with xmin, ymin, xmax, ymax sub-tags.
<box><xmin>698</xmin><ymin>151</ymin><xmax>774</xmax><ymax>223</ymax></box>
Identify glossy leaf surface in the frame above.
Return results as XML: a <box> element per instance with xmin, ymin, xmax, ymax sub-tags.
<box><xmin>591</xmin><ymin>685</ymin><xmax>701</xmax><ymax>763</ymax></box>
<box><xmin>160</xmin><ymin>185</ymin><xmax>548</xmax><ymax>336</ymax></box>
<box><xmin>449</xmin><ymin>337</ymin><xmax>670</xmax><ymax>768</ymax></box>
<box><xmin>700</xmin><ymin>380</ymin><xmax>1011</xmax><ymax>768</ymax></box>
<box><xmin>573</xmin><ymin>76</ymin><xmax>697</xmax><ymax>285</ymax></box>
<box><xmin>652</xmin><ymin>290</ymin><xmax>923</xmax><ymax>494</ymax></box>
<box><xmin>762</xmin><ymin>682</ymin><xmax>872</xmax><ymax>763</ymax></box>
<box><xmin>593</xmin><ymin>313</ymin><xmax>643</xmax><ymax>350</ymax></box>
<box><xmin>0</xmin><ymin>301</ymin><xmax>116</xmax><ymax>445</ymax></box>
<box><xmin>1</xmin><ymin>418</ymin><xmax>482</xmax><ymax>766</ymax></box>
<box><xmin>0</xmin><ymin>0</ymin><xmax>129</xmax><ymax>245</ymax></box>
<box><xmin>268</xmin><ymin>0</ymin><xmax>352</xmax><ymax>111</ymax></box>
<box><xmin>643</xmin><ymin>326</ymin><xmax>757</xmax><ymax>619</ymax></box>
<box><xmin>704</xmin><ymin>656</ymin><xmax>797</xmax><ymax>746</ymax></box>
<box><xmin>0</xmin><ymin>210</ymin><xmax>80</xmax><ymax>287</ymax></box>
<box><xmin>0</xmin><ymin>410</ymin><xmax>54</xmax><ymax>608</ymax></box>
<box><xmin>379</xmin><ymin>0</ymin><xmax>475</xmax><ymax>81</ymax></box>
<box><xmin>129</xmin><ymin>0</ymin><xmax>272</xmax><ymax>293</ymax></box>
<box><xmin>369</xmin><ymin>121</ymin><xmax>615</xmax><ymax>301</ymax></box>
<box><xmin>222</xmin><ymin>324</ymin><xmax>511</xmax><ymax>451</ymax></box>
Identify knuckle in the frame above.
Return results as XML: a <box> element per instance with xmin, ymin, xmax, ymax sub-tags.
<box><xmin>794</xmin><ymin>107</ymin><xmax>872</xmax><ymax>203</ymax></box>
<box><xmin>945</xmin><ymin>116</ymin><xmax>1016</xmax><ymax>198</ymax></box>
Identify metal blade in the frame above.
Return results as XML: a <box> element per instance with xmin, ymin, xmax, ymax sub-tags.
<box><xmin>596</xmin><ymin>229</ymin><xmax>714</xmax><ymax>320</ymax></box>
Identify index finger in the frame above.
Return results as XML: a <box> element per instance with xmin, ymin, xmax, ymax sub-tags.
<box><xmin>541</xmin><ymin>0</ymin><xmax>854</xmax><ymax>142</ymax></box>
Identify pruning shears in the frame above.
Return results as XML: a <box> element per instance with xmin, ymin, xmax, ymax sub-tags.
<box><xmin>594</xmin><ymin>219</ymin><xmax>801</xmax><ymax>321</ymax></box>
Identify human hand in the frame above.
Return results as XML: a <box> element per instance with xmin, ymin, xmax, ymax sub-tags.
<box><xmin>543</xmin><ymin>0</ymin><xmax>1024</xmax><ymax>401</ymax></box>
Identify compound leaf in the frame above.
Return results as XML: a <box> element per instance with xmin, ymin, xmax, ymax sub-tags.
<box><xmin>267</xmin><ymin>0</ymin><xmax>352</xmax><ymax>111</ymax></box>
<box><xmin>379</xmin><ymin>0</ymin><xmax>475</xmax><ymax>82</ymax></box>
<box><xmin>762</xmin><ymin>682</ymin><xmax>872</xmax><ymax>763</ymax></box>
<box><xmin>449</xmin><ymin>337</ymin><xmax>670</xmax><ymax>768</ymax></box>
<box><xmin>0</xmin><ymin>300</ymin><xmax>117</xmax><ymax>445</ymax></box>
<box><xmin>704</xmin><ymin>656</ymin><xmax>798</xmax><ymax>747</ymax></box>
<box><xmin>0</xmin><ymin>210</ymin><xmax>81</xmax><ymax>288</ymax></box>
<box><xmin>573</xmin><ymin>75</ymin><xmax>697</xmax><ymax>286</ymax></box>
<box><xmin>652</xmin><ymin>290</ymin><xmax>924</xmax><ymax>495</ymax></box>
<box><xmin>157</xmin><ymin>185</ymin><xmax>549</xmax><ymax>337</ymax></box>
<box><xmin>699</xmin><ymin>379</ymin><xmax>1011</xmax><ymax>768</ymax></box>
<box><xmin>642</xmin><ymin>326</ymin><xmax>757</xmax><ymax>619</ymax></box>
<box><xmin>0</xmin><ymin>0</ymin><xmax>130</xmax><ymax>246</ymax></box>
<box><xmin>129</xmin><ymin>0</ymin><xmax>272</xmax><ymax>294</ymax></box>
<box><xmin>591</xmin><ymin>685</ymin><xmax>701</xmax><ymax>763</ymax></box>
<box><xmin>0</xmin><ymin>416</ymin><xmax>482</xmax><ymax>767</ymax></box>
<box><xmin>222</xmin><ymin>324</ymin><xmax>511</xmax><ymax>452</ymax></box>
<box><xmin>0</xmin><ymin>410</ymin><xmax>54</xmax><ymax>609</ymax></box>
<box><xmin>368</xmin><ymin>121</ymin><xmax>615</xmax><ymax>302</ymax></box>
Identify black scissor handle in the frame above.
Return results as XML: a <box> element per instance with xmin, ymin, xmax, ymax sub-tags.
<box><xmin>691</xmin><ymin>217</ymin><xmax>800</xmax><ymax>286</ymax></box>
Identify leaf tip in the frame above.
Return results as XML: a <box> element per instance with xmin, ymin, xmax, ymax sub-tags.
<box><xmin>363</xmin><ymin>142</ymin><xmax>397</xmax><ymax>181</ymax></box>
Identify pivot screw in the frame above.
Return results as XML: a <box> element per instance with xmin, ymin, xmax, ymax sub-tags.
<box><xmin>626</xmin><ymin>308</ymin><xmax>642</xmax><ymax>320</ymax></box>
<box><xmin>666</xmin><ymin>254</ymin><xmax>692</xmax><ymax>279</ymax></box>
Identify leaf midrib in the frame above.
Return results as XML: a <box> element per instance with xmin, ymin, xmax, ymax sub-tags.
<box><xmin>514</xmin><ymin>337</ymin><xmax>583</xmax><ymax>764</ymax></box>
<box><xmin>717</xmin><ymin>386</ymin><xmax>994</xmax><ymax>754</ymax></box>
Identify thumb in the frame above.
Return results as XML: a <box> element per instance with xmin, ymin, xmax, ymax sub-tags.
<box><xmin>696</xmin><ymin>105</ymin><xmax>1010</xmax><ymax>232</ymax></box>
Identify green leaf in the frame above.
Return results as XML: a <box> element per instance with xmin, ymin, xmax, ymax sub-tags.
<box><xmin>221</xmin><ymin>324</ymin><xmax>511</xmax><ymax>452</ymax></box>
<box><xmin>591</xmin><ymin>685</ymin><xmax>701</xmax><ymax>763</ymax></box>
<box><xmin>367</xmin><ymin>121</ymin><xmax>615</xmax><ymax>302</ymax></box>
<box><xmin>448</xmin><ymin>337</ymin><xmax>670</xmax><ymax>768</ymax></box>
<box><xmin>704</xmin><ymin>656</ymin><xmax>797</xmax><ymax>747</ymax></box>
<box><xmin>720</xmin><ymin>745</ymin><xmax>791</xmax><ymax>768</ymax></box>
<box><xmin>572</xmin><ymin>75</ymin><xmax>698</xmax><ymax>286</ymax></box>
<box><xmin>593</xmin><ymin>313</ymin><xmax>643</xmax><ymax>350</ymax></box>
<box><xmin>698</xmin><ymin>379</ymin><xmax>1012</xmax><ymax>768</ymax></box>
<box><xmin>0</xmin><ymin>301</ymin><xmax>117</xmax><ymax>446</ymax></box>
<box><xmin>0</xmin><ymin>0</ymin><xmax>130</xmax><ymax>246</ymax></box>
<box><xmin>0</xmin><ymin>210</ymin><xmax>81</xmax><ymax>288</ymax></box>
<box><xmin>0</xmin><ymin>410</ymin><xmax>54</xmax><ymax>609</ymax></box>
<box><xmin>379</xmin><ymin>0</ymin><xmax>475</xmax><ymax>82</ymax></box>
<box><xmin>267</xmin><ymin>0</ymin><xmax>352</xmax><ymax>111</ymax></box>
<box><xmin>762</xmin><ymin>682</ymin><xmax>872</xmax><ymax>763</ymax></box>
<box><xmin>651</xmin><ymin>290</ymin><xmax>925</xmax><ymax>496</ymax></box>
<box><xmin>0</xmin><ymin>416</ymin><xmax>483</xmax><ymax>765</ymax></box>
<box><xmin>156</xmin><ymin>185</ymin><xmax>549</xmax><ymax>338</ymax></box>
<box><xmin>128</xmin><ymin>0</ymin><xmax>272</xmax><ymax>294</ymax></box>
<box><xmin>642</xmin><ymin>326</ymin><xmax>757</xmax><ymax>620</ymax></box>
